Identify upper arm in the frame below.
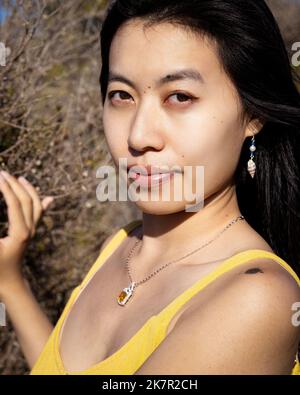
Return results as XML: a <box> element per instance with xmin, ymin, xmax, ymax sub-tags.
<box><xmin>134</xmin><ymin>259</ymin><xmax>300</xmax><ymax>375</ymax></box>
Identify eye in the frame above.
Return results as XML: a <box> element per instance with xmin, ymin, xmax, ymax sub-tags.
<box><xmin>107</xmin><ymin>90</ymin><xmax>197</xmax><ymax>106</ymax></box>
<box><xmin>107</xmin><ymin>90</ymin><xmax>133</xmax><ymax>103</ymax></box>
<box><xmin>167</xmin><ymin>92</ymin><xmax>195</xmax><ymax>105</ymax></box>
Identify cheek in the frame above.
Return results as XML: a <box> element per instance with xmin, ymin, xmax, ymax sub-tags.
<box><xmin>176</xmin><ymin>112</ymin><xmax>242</xmax><ymax>163</ymax></box>
<box><xmin>103</xmin><ymin>113</ymin><xmax>127</xmax><ymax>159</ymax></box>
<box><xmin>175</xmin><ymin>112</ymin><xmax>244</xmax><ymax>194</ymax></box>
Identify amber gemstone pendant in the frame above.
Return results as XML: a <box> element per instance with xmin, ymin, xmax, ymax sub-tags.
<box><xmin>117</xmin><ymin>282</ymin><xmax>136</xmax><ymax>306</ymax></box>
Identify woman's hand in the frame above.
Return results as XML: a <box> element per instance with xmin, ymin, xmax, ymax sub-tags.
<box><xmin>0</xmin><ymin>170</ymin><xmax>54</xmax><ymax>291</ymax></box>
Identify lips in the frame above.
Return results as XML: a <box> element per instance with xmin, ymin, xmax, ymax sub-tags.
<box><xmin>129</xmin><ymin>171</ymin><xmax>174</xmax><ymax>187</ymax></box>
<box><xmin>127</xmin><ymin>164</ymin><xmax>172</xmax><ymax>176</ymax></box>
<box><xmin>125</xmin><ymin>162</ymin><xmax>184</xmax><ymax>190</ymax></box>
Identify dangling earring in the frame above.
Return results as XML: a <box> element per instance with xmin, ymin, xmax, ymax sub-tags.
<box><xmin>247</xmin><ymin>135</ymin><xmax>256</xmax><ymax>178</ymax></box>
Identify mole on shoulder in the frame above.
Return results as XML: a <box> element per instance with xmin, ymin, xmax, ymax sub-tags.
<box><xmin>244</xmin><ymin>267</ymin><xmax>264</xmax><ymax>274</ymax></box>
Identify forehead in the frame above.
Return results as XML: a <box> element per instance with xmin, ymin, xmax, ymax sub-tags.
<box><xmin>109</xmin><ymin>19</ymin><xmax>223</xmax><ymax>84</ymax></box>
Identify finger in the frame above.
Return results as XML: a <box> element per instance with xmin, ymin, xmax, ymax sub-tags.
<box><xmin>18</xmin><ymin>176</ymin><xmax>44</xmax><ymax>226</ymax></box>
<box><xmin>0</xmin><ymin>174</ymin><xmax>29</xmax><ymax>241</ymax></box>
<box><xmin>41</xmin><ymin>196</ymin><xmax>54</xmax><ymax>211</ymax></box>
<box><xmin>0</xmin><ymin>171</ymin><xmax>34</xmax><ymax>231</ymax></box>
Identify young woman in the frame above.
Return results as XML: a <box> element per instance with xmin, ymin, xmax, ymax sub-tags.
<box><xmin>0</xmin><ymin>0</ymin><xmax>300</xmax><ymax>375</ymax></box>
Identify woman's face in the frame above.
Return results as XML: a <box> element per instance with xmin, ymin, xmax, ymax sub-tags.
<box><xmin>102</xmin><ymin>19</ymin><xmax>257</xmax><ymax>214</ymax></box>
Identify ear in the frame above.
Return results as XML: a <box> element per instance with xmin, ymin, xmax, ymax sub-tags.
<box><xmin>244</xmin><ymin>118</ymin><xmax>265</xmax><ymax>139</ymax></box>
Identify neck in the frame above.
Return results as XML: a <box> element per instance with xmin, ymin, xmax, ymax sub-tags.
<box><xmin>132</xmin><ymin>183</ymin><xmax>245</xmax><ymax>270</ymax></box>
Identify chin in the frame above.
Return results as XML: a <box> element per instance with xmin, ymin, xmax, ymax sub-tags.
<box><xmin>132</xmin><ymin>199</ymin><xmax>195</xmax><ymax>215</ymax></box>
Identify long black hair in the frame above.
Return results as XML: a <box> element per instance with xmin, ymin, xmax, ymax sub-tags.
<box><xmin>99</xmin><ymin>0</ymin><xmax>300</xmax><ymax>277</ymax></box>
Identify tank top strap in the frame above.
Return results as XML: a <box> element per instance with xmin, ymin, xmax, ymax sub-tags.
<box><xmin>78</xmin><ymin>219</ymin><xmax>142</xmax><ymax>290</ymax></box>
<box><xmin>158</xmin><ymin>249</ymin><xmax>300</xmax><ymax>328</ymax></box>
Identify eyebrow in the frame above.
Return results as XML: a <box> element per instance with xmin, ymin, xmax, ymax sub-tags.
<box><xmin>107</xmin><ymin>68</ymin><xmax>205</xmax><ymax>89</ymax></box>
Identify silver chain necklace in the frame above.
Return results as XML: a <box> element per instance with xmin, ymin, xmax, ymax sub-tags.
<box><xmin>117</xmin><ymin>215</ymin><xmax>245</xmax><ymax>305</ymax></box>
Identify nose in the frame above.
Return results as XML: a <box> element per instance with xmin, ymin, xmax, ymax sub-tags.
<box><xmin>127</xmin><ymin>101</ymin><xmax>165</xmax><ymax>153</ymax></box>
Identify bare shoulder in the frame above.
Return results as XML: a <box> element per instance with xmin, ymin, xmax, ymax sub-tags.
<box><xmin>229</xmin><ymin>256</ymin><xmax>300</xmax><ymax>325</ymax></box>
<box><xmin>214</xmin><ymin>221</ymin><xmax>300</xmax><ymax>325</ymax></box>
<box><xmin>193</xmin><ymin>255</ymin><xmax>300</xmax><ymax>350</ymax></box>
<box><xmin>135</xmin><ymin>256</ymin><xmax>300</xmax><ymax>374</ymax></box>
<box><xmin>224</xmin><ymin>223</ymin><xmax>300</xmax><ymax>304</ymax></box>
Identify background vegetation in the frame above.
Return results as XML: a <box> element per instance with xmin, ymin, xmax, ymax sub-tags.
<box><xmin>0</xmin><ymin>0</ymin><xmax>299</xmax><ymax>374</ymax></box>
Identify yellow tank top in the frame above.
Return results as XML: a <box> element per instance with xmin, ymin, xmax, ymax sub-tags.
<box><xmin>30</xmin><ymin>219</ymin><xmax>300</xmax><ymax>375</ymax></box>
